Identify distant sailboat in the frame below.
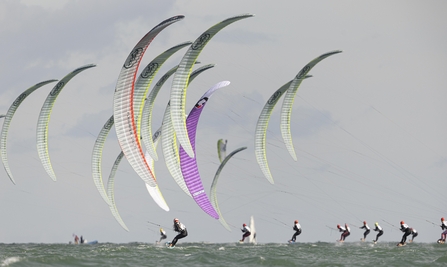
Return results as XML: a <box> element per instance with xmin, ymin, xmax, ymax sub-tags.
<box><xmin>249</xmin><ymin>215</ymin><xmax>257</xmax><ymax>244</ymax></box>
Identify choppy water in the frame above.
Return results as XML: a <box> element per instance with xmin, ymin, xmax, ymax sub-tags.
<box><xmin>1</xmin><ymin>242</ymin><xmax>447</xmax><ymax>267</ymax></box>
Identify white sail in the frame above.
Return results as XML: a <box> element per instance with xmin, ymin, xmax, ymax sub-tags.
<box><xmin>249</xmin><ymin>215</ymin><xmax>256</xmax><ymax>244</ymax></box>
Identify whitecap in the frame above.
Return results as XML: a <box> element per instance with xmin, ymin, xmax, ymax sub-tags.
<box><xmin>1</xmin><ymin>257</ymin><xmax>21</xmax><ymax>266</ymax></box>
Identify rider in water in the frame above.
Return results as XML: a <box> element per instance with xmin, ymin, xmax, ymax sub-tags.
<box><xmin>399</xmin><ymin>221</ymin><xmax>412</xmax><ymax>245</ymax></box>
<box><xmin>168</xmin><ymin>218</ymin><xmax>187</xmax><ymax>247</ymax></box>
<box><xmin>372</xmin><ymin>222</ymin><xmax>384</xmax><ymax>243</ymax></box>
<box><xmin>337</xmin><ymin>224</ymin><xmax>350</xmax><ymax>242</ymax></box>
<box><xmin>439</xmin><ymin>217</ymin><xmax>447</xmax><ymax>243</ymax></box>
<box><xmin>240</xmin><ymin>223</ymin><xmax>251</xmax><ymax>242</ymax></box>
<box><xmin>158</xmin><ymin>228</ymin><xmax>167</xmax><ymax>243</ymax></box>
<box><xmin>359</xmin><ymin>221</ymin><xmax>370</xmax><ymax>241</ymax></box>
<box><xmin>289</xmin><ymin>220</ymin><xmax>302</xmax><ymax>243</ymax></box>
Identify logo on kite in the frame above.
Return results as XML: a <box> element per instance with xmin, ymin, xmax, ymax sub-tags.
<box><xmin>192</xmin><ymin>33</ymin><xmax>211</xmax><ymax>50</ymax></box>
<box><xmin>124</xmin><ymin>47</ymin><xmax>143</xmax><ymax>69</ymax></box>
<box><xmin>153</xmin><ymin>129</ymin><xmax>161</xmax><ymax>139</ymax></box>
<box><xmin>268</xmin><ymin>91</ymin><xmax>281</xmax><ymax>105</ymax></box>
<box><xmin>195</xmin><ymin>97</ymin><xmax>209</xmax><ymax>109</ymax></box>
<box><xmin>13</xmin><ymin>93</ymin><xmax>27</xmax><ymax>106</ymax></box>
<box><xmin>296</xmin><ymin>65</ymin><xmax>311</xmax><ymax>79</ymax></box>
<box><xmin>104</xmin><ymin>117</ymin><xmax>114</xmax><ymax>130</ymax></box>
<box><xmin>192</xmin><ymin>189</ymin><xmax>205</xmax><ymax>197</ymax></box>
<box><xmin>50</xmin><ymin>81</ymin><xmax>65</xmax><ymax>96</ymax></box>
<box><xmin>141</xmin><ymin>62</ymin><xmax>159</xmax><ymax>78</ymax></box>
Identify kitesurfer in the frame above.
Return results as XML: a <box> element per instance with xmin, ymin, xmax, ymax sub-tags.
<box><xmin>289</xmin><ymin>220</ymin><xmax>302</xmax><ymax>243</ymax></box>
<box><xmin>410</xmin><ymin>228</ymin><xmax>418</xmax><ymax>242</ymax></box>
<box><xmin>159</xmin><ymin>228</ymin><xmax>167</xmax><ymax>243</ymax></box>
<box><xmin>168</xmin><ymin>218</ymin><xmax>187</xmax><ymax>247</ymax></box>
<box><xmin>372</xmin><ymin>222</ymin><xmax>384</xmax><ymax>242</ymax></box>
<box><xmin>74</xmin><ymin>235</ymin><xmax>79</xmax><ymax>244</ymax></box>
<box><xmin>337</xmin><ymin>223</ymin><xmax>350</xmax><ymax>241</ymax></box>
<box><xmin>439</xmin><ymin>217</ymin><xmax>447</xmax><ymax>243</ymax></box>
<box><xmin>359</xmin><ymin>221</ymin><xmax>370</xmax><ymax>241</ymax></box>
<box><xmin>240</xmin><ymin>223</ymin><xmax>251</xmax><ymax>242</ymax></box>
<box><xmin>399</xmin><ymin>221</ymin><xmax>411</xmax><ymax>245</ymax></box>
<box><xmin>80</xmin><ymin>236</ymin><xmax>85</xmax><ymax>244</ymax></box>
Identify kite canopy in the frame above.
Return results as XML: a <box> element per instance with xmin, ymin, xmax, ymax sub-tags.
<box><xmin>134</xmin><ymin>41</ymin><xmax>192</xmax><ymax>162</ymax></box>
<box><xmin>280</xmin><ymin>50</ymin><xmax>342</xmax><ymax>160</ymax></box>
<box><xmin>0</xmin><ymin>79</ymin><xmax>57</xmax><ymax>184</ymax></box>
<box><xmin>161</xmin><ymin>64</ymin><xmax>215</xmax><ymax>198</ymax></box>
<box><xmin>170</xmin><ymin>13</ymin><xmax>254</xmax><ymax>158</ymax></box>
<box><xmin>179</xmin><ymin>81</ymin><xmax>231</xmax><ymax>219</ymax></box>
<box><xmin>112</xmin><ymin>15</ymin><xmax>183</xmax><ymax>195</ymax></box>
<box><xmin>211</xmin><ymin>146</ymin><xmax>247</xmax><ymax>231</ymax></box>
<box><xmin>91</xmin><ymin>115</ymin><xmax>115</xmax><ymax>207</ymax></box>
<box><xmin>37</xmin><ymin>64</ymin><xmax>96</xmax><ymax>181</ymax></box>
<box><xmin>255</xmin><ymin>50</ymin><xmax>341</xmax><ymax>184</ymax></box>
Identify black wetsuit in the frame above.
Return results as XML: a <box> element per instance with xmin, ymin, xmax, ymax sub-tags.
<box><xmin>360</xmin><ymin>225</ymin><xmax>370</xmax><ymax>239</ymax></box>
<box><xmin>291</xmin><ymin>223</ymin><xmax>302</xmax><ymax>242</ymax></box>
<box><xmin>171</xmin><ymin>222</ymin><xmax>187</xmax><ymax>246</ymax></box>
<box><xmin>400</xmin><ymin>224</ymin><xmax>411</xmax><ymax>244</ymax></box>
<box><xmin>240</xmin><ymin>226</ymin><xmax>251</xmax><ymax>242</ymax></box>
<box><xmin>338</xmin><ymin>226</ymin><xmax>350</xmax><ymax>241</ymax></box>
<box><xmin>373</xmin><ymin>225</ymin><xmax>383</xmax><ymax>242</ymax></box>
<box><xmin>440</xmin><ymin>221</ymin><xmax>447</xmax><ymax>242</ymax></box>
<box><xmin>159</xmin><ymin>230</ymin><xmax>167</xmax><ymax>243</ymax></box>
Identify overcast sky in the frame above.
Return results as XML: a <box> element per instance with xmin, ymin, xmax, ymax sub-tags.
<box><xmin>0</xmin><ymin>0</ymin><xmax>446</xmax><ymax>244</ymax></box>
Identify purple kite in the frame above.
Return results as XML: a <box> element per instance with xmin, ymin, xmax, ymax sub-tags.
<box><xmin>179</xmin><ymin>81</ymin><xmax>230</xmax><ymax>219</ymax></box>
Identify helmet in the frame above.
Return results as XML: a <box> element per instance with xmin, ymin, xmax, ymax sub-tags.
<box><xmin>363</xmin><ymin>221</ymin><xmax>366</xmax><ymax>224</ymax></box>
<box><xmin>375</xmin><ymin>222</ymin><xmax>378</xmax><ymax>226</ymax></box>
<box><xmin>442</xmin><ymin>217</ymin><xmax>445</xmax><ymax>221</ymax></box>
<box><xmin>337</xmin><ymin>224</ymin><xmax>340</xmax><ymax>228</ymax></box>
<box><xmin>400</xmin><ymin>221</ymin><xmax>404</xmax><ymax>224</ymax></box>
<box><xmin>243</xmin><ymin>223</ymin><xmax>247</xmax><ymax>226</ymax></box>
<box><xmin>294</xmin><ymin>220</ymin><xmax>298</xmax><ymax>224</ymax></box>
<box><xmin>174</xmin><ymin>218</ymin><xmax>179</xmax><ymax>222</ymax></box>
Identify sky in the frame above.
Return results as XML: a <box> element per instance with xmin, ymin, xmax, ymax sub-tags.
<box><xmin>0</xmin><ymin>0</ymin><xmax>446</xmax><ymax>244</ymax></box>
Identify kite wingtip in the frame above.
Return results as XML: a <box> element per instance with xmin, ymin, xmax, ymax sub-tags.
<box><xmin>185</xmin><ymin>147</ymin><xmax>195</xmax><ymax>159</ymax></box>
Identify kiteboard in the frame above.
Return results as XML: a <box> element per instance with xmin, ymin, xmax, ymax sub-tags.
<box><xmin>396</xmin><ymin>242</ymin><xmax>406</xmax><ymax>247</ymax></box>
<box><xmin>165</xmin><ymin>242</ymin><xmax>175</xmax><ymax>249</ymax></box>
<box><xmin>288</xmin><ymin>240</ymin><xmax>296</xmax><ymax>244</ymax></box>
<box><xmin>437</xmin><ymin>239</ymin><xmax>445</xmax><ymax>244</ymax></box>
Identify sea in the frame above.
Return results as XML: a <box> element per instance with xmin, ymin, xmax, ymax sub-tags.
<box><xmin>1</xmin><ymin>241</ymin><xmax>447</xmax><ymax>267</ymax></box>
